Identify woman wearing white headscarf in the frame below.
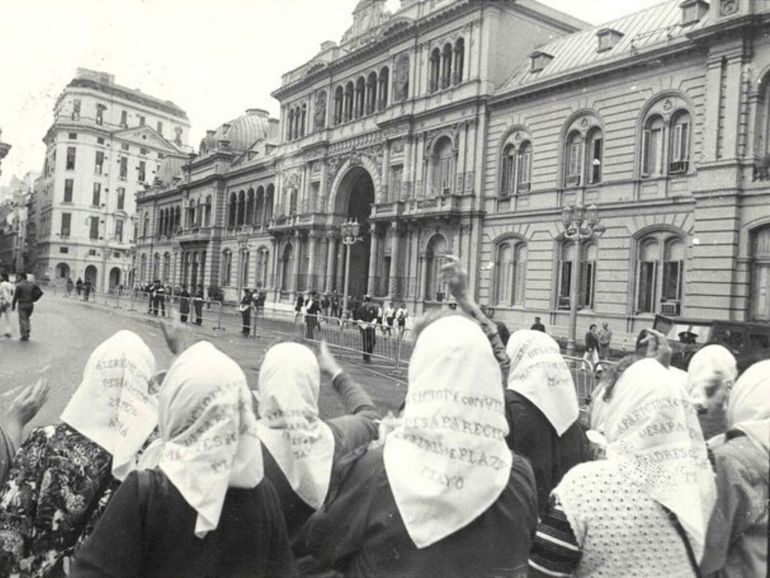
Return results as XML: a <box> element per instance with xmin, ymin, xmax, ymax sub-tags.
<box><xmin>73</xmin><ymin>341</ymin><xmax>297</xmax><ymax>578</ymax></box>
<box><xmin>306</xmin><ymin>315</ymin><xmax>538</xmax><ymax>577</ymax></box>
<box><xmin>255</xmin><ymin>341</ymin><xmax>379</xmax><ymax>549</ymax></box>
<box><xmin>505</xmin><ymin>330</ymin><xmax>590</xmax><ymax>515</ymax></box>
<box><xmin>0</xmin><ymin>331</ymin><xmax>158</xmax><ymax>578</ymax></box>
<box><xmin>686</xmin><ymin>344</ymin><xmax>738</xmax><ymax>439</ymax></box>
<box><xmin>701</xmin><ymin>360</ymin><xmax>769</xmax><ymax>578</ymax></box>
<box><xmin>530</xmin><ymin>358</ymin><xmax>717</xmax><ymax>577</ymax></box>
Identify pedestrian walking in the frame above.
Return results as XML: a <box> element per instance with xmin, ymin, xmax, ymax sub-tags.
<box><xmin>530</xmin><ymin>316</ymin><xmax>546</xmax><ymax>333</ymax></box>
<box><xmin>65</xmin><ymin>277</ymin><xmax>74</xmax><ymax>298</ymax></box>
<box><xmin>11</xmin><ymin>273</ymin><xmax>42</xmax><ymax>342</ymax></box>
<box><xmin>178</xmin><ymin>285</ymin><xmax>191</xmax><ymax>323</ymax></box>
<box><xmin>75</xmin><ymin>277</ymin><xmax>83</xmax><ymax>298</ymax></box>
<box><xmin>193</xmin><ymin>285</ymin><xmax>204</xmax><ymax>326</ymax></box>
<box><xmin>598</xmin><ymin>321</ymin><xmax>612</xmax><ymax>360</ymax></box>
<box><xmin>0</xmin><ymin>273</ymin><xmax>14</xmax><ymax>338</ymax></box>
<box><xmin>383</xmin><ymin>301</ymin><xmax>395</xmax><ymax>337</ymax></box>
<box><xmin>355</xmin><ymin>295</ymin><xmax>378</xmax><ymax>363</ymax></box>
<box><xmin>583</xmin><ymin>323</ymin><xmax>600</xmax><ymax>367</ymax></box>
<box><xmin>83</xmin><ymin>280</ymin><xmax>92</xmax><ymax>302</ymax></box>
<box><xmin>240</xmin><ymin>288</ymin><xmax>253</xmax><ymax>336</ymax></box>
<box><xmin>396</xmin><ymin>302</ymin><xmax>408</xmax><ymax>338</ymax></box>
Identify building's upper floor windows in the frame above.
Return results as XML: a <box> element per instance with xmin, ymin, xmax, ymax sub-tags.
<box><xmin>119</xmin><ymin>157</ymin><xmax>128</xmax><ymax>179</ymax></box>
<box><xmin>71</xmin><ymin>99</ymin><xmax>81</xmax><ymax>120</ymax></box>
<box><xmin>500</xmin><ymin>138</ymin><xmax>533</xmax><ymax>197</ymax></box>
<box><xmin>95</xmin><ymin>151</ymin><xmax>104</xmax><ymax>175</ymax></box>
<box><xmin>120</xmin><ymin>110</ymin><xmax>128</xmax><ymax>128</ymax></box>
<box><xmin>68</xmin><ymin>132</ymin><xmax>77</xmax><ymax>140</ymax></box>
<box><xmin>117</xmin><ymin>187</ymin><xmax>126</xmax><ymax>210</ymax></box>
<box><xmin>139</xmin><ymin>115</ymin><xmax>146</xmax><ymax>127</ymax></box>
<box><xmin>635</xmin><ymin>231</ymin><xmax>686</xmax><ymax>316</ymax></box>
<box><xmin>596</xmin><ymin>28</ymin><xmax>623</xmax><ymax>52</ymax></box>
<box><xmin>96</xmin><ymin>104</ymin><xmax>106</xmax><ymax>126</ymax></box>
<box><xmin>529</xmin><ymin>50</ymin><xmax>553</xmax><ymax>73</ymax></box>
<box><xmin>157</xmin><ymin>121</ymin><xmax>163</xmax><ymax>136</ymax></box>
<box><xmin>561</xmin><ymin>114</ymin><xmax>604</xmax><ymax>188</ymax></box>
<box><xmin>66</xmin><ymin>146</ymin><xmax>76</xmax><ymax>171</ymax></box>
<box><xmin>429</xmin><ymin>37</ymin><xmax>465</xmax><ymax>93</ymax></box>
<box><xmin>63</xmin><ymin>179</ymin><xmax>74</xmax><ymax>203</ymax></box>
<box><xmin>138</xmin><ymin>160</ymin><xmax>146</xmax><ymax>183</ymax></box>
<box><xmin>331</xmin><ymin>65</ymin><xmax>390</xmax><ymax>128</ymax></box>
<box><xmin>121</xmin><ymin>143</ymin><xmax>129</xmax><ymax>151</ymax></box>
<box><xmin>640</xmin><ymin>95</ymin><xmax>692</xmax><ymax>178</ymax></box>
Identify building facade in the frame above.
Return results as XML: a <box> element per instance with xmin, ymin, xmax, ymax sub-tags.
<box><xmin>33</xmin><ymin>68</ymin><xmax>191</xmax><ymax>291</ymax></box>
<box><xmin>0</xmin><ymin>172</ymin><xmax>39</xmax><ymax>274</ymax></box>
<box><xmin>135</xmin><ymin>0</ymin><xmax>770</xmax><ymax>348</ymax></box>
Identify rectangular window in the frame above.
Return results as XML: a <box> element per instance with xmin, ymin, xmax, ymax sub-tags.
<box><xmin>119</xmin><ymin>157</ymin><xmax>127</xmax><ymax>179</ymax></box>
<box><xmin>68</xmin><ymin>132</ymin><xmax>77</xmax><ymax>140</ymax></box>
<box><xmin>95</xmin><ymin>151</ymin><xmax>104</xmax><ymax>175</ymax></box>
<box><xmin>139</xmin><ymin>115</ymin><xmax>145</xmax><ymax>127</ymax></box>
<box><xmin>138</xmin><ymin>160</ymin><xmax>146</xmax><ymax>182</ymax></box>
<box><xmin>60</xmin><ymin>213</ymin><xmax>71</xmax><ymax>237</ymax></box>
<box><xmin>89</xmin><ymin>249</ymin><xmax>97</xmax><ymax>256</ymax></box>
<box><xmin>97</xmin><ymin>137</ymin><xmax>105</xmax><ymax>145</ymax></box>
<box><xmin>580</xmin><ymin>261</ymin><xmax>596</xmax><ymax>308</ymax></box>
<box><xmin>63</xmin><ymin>179</ymin><xmax>74</xmax><ymax>203</ymax></box>
<box><xmin>120</xmin><ymin>110</ymin><xmax>128</xmax><ymax>127</ymax></box>
<box><xmin>637</xmin><ymin>261</ymin><xmax>657</xmax><ymax>313</ymax></box>
<box><xmin>558</xmin><ymin>260</ymin><xmax>572</xmax><ymax>309</ymax></box>
<box><xmin>589</xmin><ymin>137</ymin><xmax>603</xmax><ymax>184</ymax></box>
<box><xmin>672</xmin><ymin>123</ymin><xmax>690</xmax><ymax>162</ymax></box>
<box><xmin>156</xmin><ymin>121</ymin><xmax>163</xmax><ymax>136</ymax></box>
<box><xmin>96</xmin><ymin>105</ymin><xmax>104</xmax><ymax>125</ymax></box>
<box><xmin>568</xmin><ymin>143</ymin><xmax>582</xmax><ymax>177</ymax></box>
<box><xmin>66</xmin><ymin>146</ymin><xmax>76</xmax><ymax>170</ymax></box>
<box><xmin>115</xmin><ymin>219</ymin><xmax>124</xmax><ymax>243</ymax></box>
<box><xmin>71</xmin><ymin>99</ymin><xmax>81</xmax><ymax>120</ymax></box>
<box><xmin>92</xmin><ymin>182</ymin><xmax>101</xmax><ymax>206</ymax></box>
<box><xmin>59</xmin><ymin>247</ymin><xmax>69</xmax><ymax>254</ymax></box>
<box><xmin>662</xmin><ymin>261</ymin><xmax>683</xmax><ymax>302</ymax></box>
<box><xmin>117</xmin><ymin>187</ymin><xmax>126</xmax><ymax>210</ymax></box>
<box><xmin>89</xmin><ymin>217</ymin><xmax>99</xmax><ymax>240</ymax></box>
<box><xmin>140</xmin><ymin>147</ymin><xmax>148</xmax><ymax>156</ymax></box>
<box><xmin>121</xmin><ymin>143</ymin><xmax>129</xmax><ymax>151</ymax></box>
<box><xmin>517</xmin><ymin>149</ymin><xmax>532</xmax><ymax>190</ymax></box>
<box><xmin>643</xmin><ymin>126</ymin><xmax>663</xmax><ymax>177</ymax></box>
<box><xmin>501</xmin><ymin>154</ymin><xmax>515</xmax><ymax>195</ymax></box>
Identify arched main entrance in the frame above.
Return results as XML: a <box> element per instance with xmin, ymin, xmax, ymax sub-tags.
<box><xmin>109</xmin><ymin>267</ymin><xmax>121</xmax><ymax>290</ymax></box>
<box><xmin>55</xmin><ymin>263</ymin><xmax>70</xmax><ymax>279</ymax></box>
<box><xmin>335</xmin><ymin>166</ymin><xmax>375</xmax><ymax>298</ymax></box>
<box><xmin>84</xmin><ymin>265</ymin><xmax>98</xmax><ymax>286</ymax></box>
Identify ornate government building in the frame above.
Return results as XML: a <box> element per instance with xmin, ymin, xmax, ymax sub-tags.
<box><xmin>135</xmin><ymin>0</ymin><xmax>770</xmax><ymax>346</ymax></box>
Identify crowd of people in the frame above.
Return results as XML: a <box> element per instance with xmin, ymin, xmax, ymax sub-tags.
<box><xmin>0</xmin><ymin>255</ymin><xmax>764</xmax><ymax>577</ymax></box>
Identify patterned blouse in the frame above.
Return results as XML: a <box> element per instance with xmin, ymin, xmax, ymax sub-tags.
<box><xmin>0</xmin><ymin>423</ymin><xmax>119</xmax><ymax>578</ymax></box>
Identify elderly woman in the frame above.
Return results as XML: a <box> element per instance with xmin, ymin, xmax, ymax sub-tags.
<box><xmin>686</xmin><ymin>344</ymin><xmax>738</xmax><ymax>439</ymax></box>
<box><xmin>255</xmin><ymin>341</ymin><xmax>379</xmax><ymax>549</ymax></box>
<box><xmin>701</xmin><ymin>360</ymin><xmax>769</xmax><ymax>578</ymax></box>
<box><xmin>505</xmin><ymin>330</ymin><xmax>590</xmax><ymax>515</ymax></box>
<box><xmin>0</xmin><ymin>331</ymin><xmax>159</xmax><ymax>577</ymax></box>
<box><xmin>530</xmin><ymin>358</ymin><xmax>717</xmax><ymax>577</ymax></box>
<box><xmin>73</xmin><ymin>341</ymin><xmax>297</xmax><ymax>578</ymax></box>
<box><xmin>305</xmin><ymin>315</ymin><xmax>538</xmax><ymax>577</ymax></box>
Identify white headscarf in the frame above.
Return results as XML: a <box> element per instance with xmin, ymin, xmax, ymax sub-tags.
<box><xmin>154</xmin><ymin>341</ymin><xmax>263</xmax><ymax>538</ymax></box>
<box><xmin>725</xmin><ymin>360</ymin><xmax>770</xmax><ymax>453</ymax></box>
<box><xmin>506</xmin><ymin>330</ymin><xmax>579</xmax><ymax>436</ymax></box>
<box><xmin>603</xmin><ymin>358</ymin><xmax>716</xmax><ymax>560</ymax></box>
<box><xmin>686</xmin><ymin>345</ymin><xmax>737</xmax><ymax>407</ymax></box>
<box><xmin>255</xmin><ymin>342</ymin><xmax>335</xmax><ymax>509</ymax></box>
<box><xmin>383</xmin><ymin>315</ymin><xmax>512</xmax><ymax>549</ymax></box>
<box><xmin>61</xmin><ymin>330</ymin><xmax>158</xmax><ymax>481</ymax></box>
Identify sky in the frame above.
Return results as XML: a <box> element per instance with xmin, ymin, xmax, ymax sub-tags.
<box><xmin>0</xmin><ymin>0</ymin><xmax>664</xmax><ymax>186</ymax></box>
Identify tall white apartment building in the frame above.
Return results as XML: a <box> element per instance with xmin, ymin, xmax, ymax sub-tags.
<box><xmin>34</xmin><ymin>68</ymin><xmax>190</xmax><ymax>291</ymax></box>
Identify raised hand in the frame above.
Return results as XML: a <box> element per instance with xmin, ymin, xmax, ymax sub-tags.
<box><xmin>640</xmin><ymin>329</ymin><xmax>673</xmax><ymax>369</ymax></box>
<box><xmin>317</xmin><ymin>341</ymin><xmax>343</xmax><ymax>379</ymax></box>
<box><xmin>3</xmin><ymin>370</ymin><xmax>51</xmax><ymax>447</ymax></box>
<box><xmin>440</xmin><ymin>254</ymin><xmax>468</xmax><ymax>301</ymax></box>
<box><xmin>159</xmin><ymin>319</ymin><xmax>194</xmax><ymax>356</ymax></box>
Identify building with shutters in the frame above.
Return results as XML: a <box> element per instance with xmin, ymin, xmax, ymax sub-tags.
<box><xmin>33</xmin><ymin>68</ymin><xmax>191</xmax><ymax>291</ymax></box>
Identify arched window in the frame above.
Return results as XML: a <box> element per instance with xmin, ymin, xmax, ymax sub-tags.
<box><xmin>425</xmin><ymin>235</ymin><xmax>447</xmax><ymax>301</ymax></box>
<box><xmin>288</xmin><ymin>109</ymin><xmax>295</xmax><ymax>141</ymax></box>
<box><xmin>454</xmin><ymin>38</ymin><xmax>465</xmax><ymax>85</ymax></box>
<box><xmin>378</xmin><ymin>67</ymin><xmax>389</xmax><ymax>111</ymax></box>
<box><xmin>441</xmin><ymin>43</ymin><xmax>453</xmax><ymax>89</ymax></box>
<box><xmin>586</xmin><ymin>128</ymin><xmax>603</xmax><ymax>184</ymax></box>
<box><xmin>257</xmin><ymin>248</ymin><xmax>270</xmax><ymax>288</ymax></box>
<box><xmin>228</xmin><ymin>192</ymin><xmax>237</xmax><ymax>228</ymax></box>
<box><xmin>300</xmin><ymin>105</ymin><xmax>307</xmax><ymax>138</ymax></box>
<box><xmin>494</xmin><ymin>240</ymin><xmax>527</xmax><ymax>306</ymax></box>
<box><xmin>187</xmin><ymin>200</ymin><xmax>195</xmax><ymax>228</ymax></box>
<box><xmin>518</xmin><ymin>141</ymin><xmax>533</xmax><ymax>191</ymax></box>
<box><xmin>288</xmin><ymin>188</ymin><xmax>297</xmax><ymax>216</ymax></box>
<box><xmin>205</xmin><ymin>195</ymin><xmax>212</xmax><ymax>227</ymax></box>
<box><xmin>265</xmin><ymin>185</ymin><xmax>275</xmax><ymax>223</ymax></box>
<box><xmin>750</xmin><ymin>226</ymin><xmax>770</xmax><ymax>321</ymax></box>
<box><xmin>355</xmin><ymin>77</ymin><xmax>366</xmax><ymax>118</ymax></box>
<box><xmin>501</xmin><ymin>145</ymin><xmax>516</xmax><ymax>196</ymax></box>
<box><xmin>557</xmin><ymin>241</ymin><xmax>576</xmax><ymax>309</ymax></box>
<box><xmin>669</xmin><ymin>111</ymin><xmax>690</xmax><ymax>174</ymax></box>
<box><xmin>174</xmin><ymin>206</ymin><xmax>181</xmax><ymax>233</ymax></box>
<box><xmin>430</xmin><ymin>48</ymin><xmax>441</xmax><ymax>93</ymax></box>
<box><xmin>281</xmin><ymin>243</ymin><xmax>294</xmax><ymax>290</ymax></box>
<box><xmin>246</xmin><ymin>189</ymin><xmax>255</xmax><ymax>225</ymax></box>
<box><xmin>240</xmin><ymin>250</ymin><xmax>250</xmax><ymax>289</ymax></box>
<box><xmin>556</xmin><ymin>240</ymin><xmax>598</xmax><ymax>310</ymax></box>
<box><xmin>334</xmin><ymin>86</ymin><xmax>344</xmax><ymax>125</ymax></box>
<box><xmin>255</xmin><ymin>186</ymin><xmax>265</xmax><ymax>226</ymax></box>
<box><xmin>366</xmin><ymin>72</ymin><xmax>378</xmax><ymax>115</ymax></box>
<box><xmin>565</xmin><ymin>131</ymin><xmax>583</xmax><ymax>187</ymax></box>
<box><xmin>344</xmin><ymin>82</ymin><xmax>354</xmax><ymax>122</ymax></box>
<box><xmin>235</xmin><ymin>191</ymin><xmax>245</xmax><ymax>226</ymax></box>
<box><xmin>500</xmin><ymin>140</ymin><xmax>533</xmax><ymax>196</ymax></box>
<box><xmin>635</xmin><ymin>231</ymin><xmax>686</xmax><ymax>315</ymax></box>
<box><xmin>432</xmin><ymin>136</ymin><xmax>455</xmax><ymax>196</ymax></box>
<box><xmin>642</xmin><ymin>115</ymin><xmax>665</xmax><ymax>177</ymax></box>
<box><xmin>222</xmin><ymin>250</ymin><xmax>233</xmax><ymax>286</ymax></box>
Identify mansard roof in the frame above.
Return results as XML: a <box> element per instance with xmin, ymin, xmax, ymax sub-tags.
<box><xmin>501</xmin><ymin>0</ymin><xmax>709</xmax><ymax>92</ymax></box>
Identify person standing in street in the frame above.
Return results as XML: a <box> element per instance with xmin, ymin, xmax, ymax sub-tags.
<box><xmin>530</xmin><ymin>316</ymin><xmax>546</xmax><ymax>333</ymax></box>
<box><xmin>65</xmin><ymin>277</ymin><xmax>74</xmax><ymax>298</ymax></box>
<box><xmin>193</xmin><ymin>285</ymin><xmax>204</xmax><ymax>326</ymax></box>
<box><xmin>83</xmin><ymin>280</ymin><xmax>92</xmax><ymax>302</ymax></box>
<box><xmin>583</xmin><ymin>323</ymin><xmax>600</xmax><ymax>367</ymax></box>
<box><xmin>178</xmin><ymin>285</ymin><xmax>191</xmax><ymax>323</ymax></box>
<box><xmin>598</xmin><ymin>321</ymin><xmax>613</xmax><ymax>360</ymax></box>
<box><xmin>11</xmin><ymin>273</ymin><xmax>42</xmax><ymax>342</ymax></box>
<box><xmin>383</xmin><ymin>301</ymin><xmax>395</xmax><ymax>338</ymax></box>
<box><xmin>239</xmin><ymin>288</ymin><xmax>253</xmax><ymax>336</ymax></box>
<box><xmin>355</xmin><ymin>295</ymin><xmax>378</xmax><ymax>363</ymax></box>
<box><xmin>396</xmin><ymin>302</ymin><xmax>408</xmax><ymax>338</ymax></box>
<box><xmin>0</xmin><ymin>273</ymin><xmax>14</xmax><ymax>338</ymax></box>
<box><xmin>305</xmin><ymin>292</ymin><xmax>321</xmax><ymax>340</ymax></box>
<box><xmin>75</xmin><ymin>277</ymin><xmax>83</xmax><ymax>298</ymax></box>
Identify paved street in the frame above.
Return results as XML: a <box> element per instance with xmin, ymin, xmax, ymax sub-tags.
<box><xmin>0</xmin><ymin>296</ymin><xmax>406</xmax><ymax>431</ymax></box>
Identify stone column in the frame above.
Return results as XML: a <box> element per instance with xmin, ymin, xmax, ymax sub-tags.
<box><xmin>292</xmin><ymin>234</ymin><xmax>302</xmax><ymax>292</ymax></box>
<box><xmin>269</xmin><ymin>238</ymin><xmax>279</xmax><ymax>290</ymax></box>
<box><xmin>307</xmin><ymin>232</ymin><xmax>318</xmax><ymax>290</ymax></box>
<box><xmin>381</xmin><ymin>141</ymin><xmax>391</xmax><ymax>203</ymax></box>
<box><xmin>367</xmin><ymin>223</ymin><xmax>378</xmax><ymax>296</ymax></box>
<box><xmin>389</xmin><ymin>221</ymin><xmax>401</xmax><ymax>298</ymax></box>
<box><xmin>325</xmin><ymin>231</ymin><xmax>337</xmax><ymax>293</ymax></box>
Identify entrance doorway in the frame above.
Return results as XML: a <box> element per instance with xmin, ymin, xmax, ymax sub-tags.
<box><xmin>84</xmin><ymin>265</ymin><xmax>98</xmax><ymax>286</ymax></box>
<box><xmin>109</xmin><ymin>267</ymin><xmax>121</xmax><ymax>290</ymax></box>
<box><xmin>335</xmin><ymin>166</ymin><xmax>375</xmax><ymax>299</ymax></box>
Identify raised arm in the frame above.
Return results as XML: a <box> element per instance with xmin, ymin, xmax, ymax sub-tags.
<box><xmin>441</xmin><ymin>255</ymin><xmax>510</xmax><ymax>384</ymax></box>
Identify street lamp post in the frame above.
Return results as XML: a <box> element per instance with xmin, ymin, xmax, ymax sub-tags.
<box><xmin>561</xmin><ymin>203</ymin><xmax>605</xmax><ymax>355</ymax></box>
<box><xmin>340</xmin><ymin>218</ymin><xmax>362</xmax><ymax>319</ymax></box>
